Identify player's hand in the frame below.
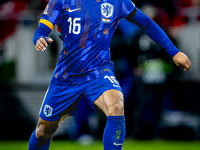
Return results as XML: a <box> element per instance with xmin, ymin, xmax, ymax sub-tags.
<box><xmin>173</xmin><ymin>52</ymin><xmax>191</xmax><ymax>71</ymax></box>
<box><xmin>35</xmin><ymin>37</ymin><xmax>53</xmax><ymax>51</ymax></box>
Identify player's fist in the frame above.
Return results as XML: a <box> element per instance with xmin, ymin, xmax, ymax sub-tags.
<box><xmin>173</xmin><ymin>52</ymin><xmax>191</xmax><ymax>71</ymax></box>
<box><xmin>35</xmin><ymin>37</ymin><xmax>53</xmax><ymax>51</ymax></box>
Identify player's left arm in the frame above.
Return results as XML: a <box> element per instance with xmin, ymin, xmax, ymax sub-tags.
<box><xmin>125</xmin><ymin>8</ymin><xmax>191</xmax><ymax>71</ymax></box>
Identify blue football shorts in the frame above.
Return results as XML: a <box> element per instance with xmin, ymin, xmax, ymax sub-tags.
<box><xmin>39</xmin><ymin>72</ymin><xmax>123</xmax><ymax>121</ymax></box>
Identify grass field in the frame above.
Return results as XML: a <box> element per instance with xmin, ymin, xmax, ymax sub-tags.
<box><xmin>0</xmin><ymin>140</ymin><xmax>200</xmax><ymax>150</ymax></box>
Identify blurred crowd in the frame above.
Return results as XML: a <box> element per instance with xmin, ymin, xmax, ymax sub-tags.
<box><xmin>0</xmin><ymin>0</ymin><xmax>200</xmax><ymax>45</ymax></box>
<box><xmin>0</xmin><ymin>0</ymin><xmax>200</xmax><ymax>141</ymax></box>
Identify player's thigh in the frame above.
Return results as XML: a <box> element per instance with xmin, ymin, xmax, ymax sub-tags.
<box><xmin>85</xmin><ymin>73</ymin><xmax>124</xmax><ymax>116</ymax></box>
<box><xmin>94</xmin><ymin>89</ymin><xmax>124</xmax><ymax>116</ymax></box>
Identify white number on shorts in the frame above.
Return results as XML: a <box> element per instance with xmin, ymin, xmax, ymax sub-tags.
<box><xmin>104</xmin><ymin>75</ymin><xmax>119</xmax><ymax>86</ymax></box>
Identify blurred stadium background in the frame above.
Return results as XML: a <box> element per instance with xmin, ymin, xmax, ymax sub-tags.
<box><xmin>0</xmin><ymin>0</ymin><xmax>200</xmax><ymax>149</ymax></box>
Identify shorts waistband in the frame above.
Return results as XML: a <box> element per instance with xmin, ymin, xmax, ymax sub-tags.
<box><xmin>50</xmin><ymin>67</ymin><xmax>114</xmax><ymax>85</ymax></box>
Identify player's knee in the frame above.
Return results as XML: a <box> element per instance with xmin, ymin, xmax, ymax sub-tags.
<box><xmin>36</xmin><ymin>129</ymin><xmax>45</xmax><ymax>139</ymax></box>
<box><xmin>107</xmin><ymin>102</ymin><xmax>124</xmax><ymax>116</ymax></box>
<box><xmin>35</xmin><ymin>128</ymin><xmax>52</xmax><ymax>140</ymax></box>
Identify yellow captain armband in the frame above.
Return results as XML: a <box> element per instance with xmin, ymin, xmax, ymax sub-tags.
<box><xmin>39</xmin><ymin>19</ymin><xmax>54</xmax><ymax>30</ymax></box>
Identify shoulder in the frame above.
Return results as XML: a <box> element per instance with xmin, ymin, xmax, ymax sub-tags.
<box><xmin>121</xmin><ymin>0</ymin><xmax>135</xmax><ymax>9</ymax></box>
<box><xmin>48</xmin><ymin>0</ymin><xmax>64</xmax><ymax>8</ymax></box>
<box><xmin>45</xmin><ymin>0</ymin><xmax>64</xmax><ymax>14</ymax></box>
<box><xmin>121</xmin><ymin>0</ymin><xmax>136</xmax><ymax>18</ymax></box>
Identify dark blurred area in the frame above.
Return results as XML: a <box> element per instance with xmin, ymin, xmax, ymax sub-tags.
<box><xmin>0</xmin><ymin>0</ymin><xmax>200</xmax><ymax>142</ymax></box>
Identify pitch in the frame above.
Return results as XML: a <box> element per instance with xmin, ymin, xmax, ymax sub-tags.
<box><xmin>0</xmin><ymin>140</ymin><xmax>200</xmax><ymax>150</ymax></box>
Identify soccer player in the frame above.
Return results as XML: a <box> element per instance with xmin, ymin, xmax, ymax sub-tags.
<box><xmin>28</xmin><ymin>0</ymin><xmax>191</xmax><ymax>149</ymax></box>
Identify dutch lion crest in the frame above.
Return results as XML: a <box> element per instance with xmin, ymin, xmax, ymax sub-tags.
<box><xmin>44</xmin><ymin>105</ymin><xmax>53</xmax><ymax>117</ymax></box>
<box><xmin>101</xmin><ymin>3</ymin><xmax>114</xmax><ymax>18</ymax></box>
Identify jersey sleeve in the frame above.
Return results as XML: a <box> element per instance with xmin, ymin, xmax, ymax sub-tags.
<box><xmin>125</xmin><ymin>8</ymin><xmax>180</xmax><ymax>57</ymax></box>
<box><xmin>121</xmin><ymin>0</ymin><xmax>136</xmax><ymax>18</ymax></box>
<box><xmin>39</xmin><ymin>0</ymin><xmax>63</xmax><ymax>31</ymax></box>
<box><xmin>33</xmin><ymin>0</ymin><xmax>62</xmax><ymax>45</ymax></box>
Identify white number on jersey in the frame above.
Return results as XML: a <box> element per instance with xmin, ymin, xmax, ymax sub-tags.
<box><xmin>67</xmin><ymin>17</ymin><xmax>81</xmax><ymax>34</ymax></box>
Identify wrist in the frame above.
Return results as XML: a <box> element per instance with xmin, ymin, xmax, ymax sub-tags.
<box><xmin>167</xmin><ymin>46</ymin><xmax>180</xmax><ymax>57</ymax></box>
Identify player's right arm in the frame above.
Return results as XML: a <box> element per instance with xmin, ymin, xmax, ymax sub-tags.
<box><xmin>33</xmin><ymin>0</ymin><xmax>62</xmax><ymax>51</ymax></box>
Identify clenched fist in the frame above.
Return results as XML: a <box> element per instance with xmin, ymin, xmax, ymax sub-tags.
<box><xmin>173</xmin><ymin>52</ymin><xmax>191</xmax><ymax>71</ymax></box>
<box><xmin>35</xmin><ymin>37</ymin><xmax>53</xmax><ymax>51</ymax></box>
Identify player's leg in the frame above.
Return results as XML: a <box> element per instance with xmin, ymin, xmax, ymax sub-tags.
<box><xmin>85</xmin><ymin>72</ymin><xmax>125</xmax><ymax>150</ymax></box>
<box><xmin>28</xmin><ymin>117</ymin><xmax>61</xmax><ymax>150</ymax></box>
<box><xmin>28</xmin><ymin>82</ymin><xmax>83</xmax><ymax>150</ymax></box>
<box><xmin>94</xmin><ymin>89</ymin><xmax>125</xmax><ymax>150</ymax></box>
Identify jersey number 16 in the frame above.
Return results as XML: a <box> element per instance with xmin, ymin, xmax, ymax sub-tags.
<box><xmin>67</xmin><ymin>17</ymin><xmax>81</xmax><ymax>34</ymax></box>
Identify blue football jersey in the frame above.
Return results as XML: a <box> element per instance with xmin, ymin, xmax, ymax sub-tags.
<box><xmin>39</xmin><ymin>0</ymin><xmax>135</xmax><ymax>84</ymax></box>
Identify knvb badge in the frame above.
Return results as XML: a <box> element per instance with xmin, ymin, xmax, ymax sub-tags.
<box><xmin>44</xmin><ymin>105</ymin><xmax>53</xmax><ymax>117</ymax></box>
<box><xmin>101</xmin><ymin>3</ymin><xmax>113</xmax><ymax>18</ymax></box>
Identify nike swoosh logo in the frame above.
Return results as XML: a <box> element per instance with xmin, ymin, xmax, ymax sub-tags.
<box><xmin>68</xmin><ymin>8</ymin><xmax>81</xmax><ymax>13</ymax></box>
<box><xmin>113</xmin><ymin>142</ymin><xmax>123</xmax><ymax>146</ymax></box>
